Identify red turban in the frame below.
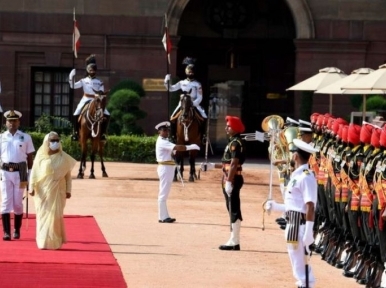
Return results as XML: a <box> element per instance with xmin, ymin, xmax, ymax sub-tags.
<box><xmin>360</xmin><ymin>123</ymin><xmax>373</xmax><ymax>144</ymax></box>
<box><xmin>380</xmin><ymin>126</ymin><xmax>386</xmax><ymax>148</ymax></box>
<box><xmin>225</xmin><ymin>116</ymin><xmax>245</xmax><ymax>133</ymax></box>
<box><xmin>371</xmin><ymin>128</ymin><xmax>381</xmax><ymax>148</ymax></box>
<box><xmin>332</xmin><ymin>118</ymin><xmax>348</xmax><ymax>135</ymax></box>
<box><xmin>342</xmin><ymin>125</ymin><xmax>349</xmax><ymax>143</ymax></box>
<box><xmin>310</xmin><ymin>113</ymin><xmax>320</xmax><ymax>124</ymax></box>
<box><xmin>327</xmin><ymin>117</ymin><xmax>335</xmax><ymax>131</ymax></box>
<box><xmin>348</xmin><ymin>123</ymin><xmax>361</xmax><ymax>146</ymax></box>
<box><xmin>316</xmin><ymin>115</ymin><xmax>324</xmax><ymax>127</ymax></box>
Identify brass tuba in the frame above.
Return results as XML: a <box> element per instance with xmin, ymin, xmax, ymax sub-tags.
<box><xmin>262</xmin><ymin>115</ymin><xmax>286</xmax><ymax>167</ymax></box>
<box><xmin>284</xmin><ymin>126</ymin><xmax>299</xmax><ymax>152</ymax></box>
<box><xmin>261</xmin><ymin>115</ymin><xmax>284</xmax><ymax>132</ymax></box>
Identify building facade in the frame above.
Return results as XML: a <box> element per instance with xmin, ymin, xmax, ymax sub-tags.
<box><xmin>0</xmin><ymin>0</ymin><xmax>385</xmax><ymax>153</ymax></box>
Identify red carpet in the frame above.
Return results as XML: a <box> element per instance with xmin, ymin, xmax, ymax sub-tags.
<box><xmin>0</xmin><ymin>215</ymin><xmax>127</xmax><ymax>288</ymax></box>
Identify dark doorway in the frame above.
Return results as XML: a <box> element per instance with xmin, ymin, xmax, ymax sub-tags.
<box><xmin>176</xmin><ymin>0</ymin><xmax>296</xmax><ymax>157</ymax></box>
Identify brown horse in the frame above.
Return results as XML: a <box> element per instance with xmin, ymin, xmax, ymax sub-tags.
<box><xmin>77</xmin><ymin>91</ymin><xmax>109</xmax><ymax>179</ymax></box>
<box><xmin>174</xmin><ymin>93</ymin><xmax>202</xmax><ymax>182</ymax></box>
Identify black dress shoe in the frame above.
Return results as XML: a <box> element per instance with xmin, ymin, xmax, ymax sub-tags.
<box><xmin>275</xmin><ymin>217</ymin><xmax>285</xmax><ymax>223</ymax></box>
<box><xmin>277</xmin><ymin>220</ymin><xmax>287</xmax><ymax>225</ymax></box>
<box><xmin>158</xmin><ymin>217</ymin><xmax>176</xmax><ymax>223</ymax></box>
<box><xmin>280</xmin><ymin>224</ymin><xmax>286</xmax><ymax>230</ymax></box>
<box><xmin>13</xmin><ymin>230</ymin><xmax>20</xmax><ymax>239</ymax></box>
<box><xmin>219</xmin><ymin>244</ymin><xmax>240</xmax><ymax>251</ymax></box>
<box><xmin>3</xmin><ymin>233</ymin><xmax>11</xmax><ymax>241</ymax></box>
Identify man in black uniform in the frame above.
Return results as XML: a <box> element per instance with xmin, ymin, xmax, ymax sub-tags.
<box><xmin>201</xmin><ymin>115</ymin><xmax>246</xmax><ymax>250</ymax></box>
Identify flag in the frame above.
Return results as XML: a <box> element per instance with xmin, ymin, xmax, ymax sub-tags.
<box><xmin>162</xmin><ymin>14</ymin><xmax>172</xmax><ymax>65</ymax></box>
<box><xmin>73</xmin><ymin>8</ymin><xmax>81</xmax><ymax>58</ymax></box>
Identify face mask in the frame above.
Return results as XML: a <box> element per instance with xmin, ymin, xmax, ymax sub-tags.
<box><xmin>49</xmin><ymin>142</ymin><xmax>60</xmax><ymax>151</ymax></box>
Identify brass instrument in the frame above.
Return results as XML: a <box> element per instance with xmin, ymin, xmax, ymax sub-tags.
<box><xmin>261</xmin><ymin>115</ymin><xmax>285</xmax><ymax>231</ymax></box>
<box><xmin>284</xmin><ymin>126</ymin><xmax>299</xmax><ymax>153</ymax></box>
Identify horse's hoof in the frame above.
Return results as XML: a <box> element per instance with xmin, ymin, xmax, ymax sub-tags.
<box><xmin>189</xmin><ymin>176</ymin><xmax>194</xmax><ymax>182</ymax></box>
<box><xmin>173</xmin><ymin>176</ymin><xmax>178</xmax><ymax>182</ymax></box>
<box><xmin>77</xmin><ymin>175</ymin><xmax>84</xmax><ymax>179</ymax></box>
<box><xmin>89</xmin><ymin>175</ymin><xmax>96</xmax><ymax>179</ymax></box>
<box><xmin>102</xmin><ymin>173</ymin><xmax>108</xmax><ymax>177</ymax></box>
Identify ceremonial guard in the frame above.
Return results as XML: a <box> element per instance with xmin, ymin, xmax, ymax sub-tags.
<box><xmin>164</xmin><ymin>57</ymin><xmax>207</xmax><ymax>141</ymax></box>
<box><xmin>373</xmin><ymin>125</ymin><xmax>386</xmax><ymax>287</ymax></box>
<box><xmin>69</xmin><ymin>54</ymin><xmax>110</xmax><ymax>141</ymax></box>
<box><xmin>1</xmin><ymin>110</ymin><xmax>35</xmax><ymax>241</ymax></box>
<box><xmin>155</xmin><ymin>121</ymin><xmax>200</xmax><ymax>223</ymax></box>
<box><xmin>265</xmin><ymin>139</ymin><xmax>318</xmax><ymax>288</ymax></box>
<box><xmin>201</xmin><ymin>115</ymin><xmax>246</xmax><ymax>250</ymax></box>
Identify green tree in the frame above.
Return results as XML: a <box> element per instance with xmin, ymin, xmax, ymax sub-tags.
<box><xmin>107</xmin><ymin>87</ymin><xmax>146</xmax><ymax>135</ymax></box>
<box><xmin>360</xmin><ymin>95</ymin><xmax>386</xmax><ymax>111</ymax></box>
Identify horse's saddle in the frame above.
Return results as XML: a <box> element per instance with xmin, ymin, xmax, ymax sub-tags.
<box><xmin>170</xmin><ymin>108</ymin><xmax>204</xmax><ymax>124</ymax></box>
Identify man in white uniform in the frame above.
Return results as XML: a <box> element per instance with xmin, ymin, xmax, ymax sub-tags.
<box><xmin>265</xmin><ymin>139</ymin><xmax>318</xmax><ymax>288</ymax></box>
<box><xmin>69</xmin><ymin>54</ymin><xmax>110</xmax><ymax>141</ymax></box>
<box><xmin>164</xmin><ymin>58</ymin><xmax>207</xmax><ymax>142</ymax></box>
<box><xmin>155</xmin><ymin>121</ymin><xmax>200</xmax><ymax>223</ymax></box>
<box><xmin>1</xmin><ymin>110</ymin><xmax>35</xmax><ymax>241</ymax></box>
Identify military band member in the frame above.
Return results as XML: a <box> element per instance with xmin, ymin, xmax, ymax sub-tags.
<box><xmin>265</xmin><ymin>139</ymin><xmax>318</xmax><ymax>288</ymax></box>
<box><xmin>1</xmin><ymin>110</ymin><xmax>35</xmax><ymax>241</ymax></box>
<box><xmin>164</xmin><ymin>57</ymin><xmax>207</xmax><ymax>141</ymax></box>
<box><xmin>69</xmin><ymin>54</ymin><xmax>110</xmax><ymax>141</ymax></box>
<box><xmin>155</xmin><ymin>121</ymin><xmax>200</xmax><ymax>223</ymax></box>
<box><xmin>201</xmin><ymin>115</ymin><xmax>246</xmax><ymax>250</ymax></box>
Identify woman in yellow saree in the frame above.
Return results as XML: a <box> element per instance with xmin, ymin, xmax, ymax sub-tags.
<box><xmin>29</xmin><ymin>132</ymin><xmax>76</xmax><ymax>249</ymax></box>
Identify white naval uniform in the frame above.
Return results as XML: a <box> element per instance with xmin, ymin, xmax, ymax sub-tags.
<box><xmin>0</xmin><ymin>130</ymin><xmax>35</xmax><ymax>214</ymax></box>
<box><xmin>284</xmin><ymin>164</ymin><xmax>317</xmax><ymax>288</ymax></box>
<box><xmin>70</xmin><ymin>76</ymin><xmax>110</xmax><ymax>116</ymax></box>
<box><xmin>155</xmin><ymin>136</ymin><xmax>176</xmax><ymax>220</ymax></box>
<box><xmin>165</xmin><ymin>78</ymin><xmax>207</xmax><ymax>118</ymax></box>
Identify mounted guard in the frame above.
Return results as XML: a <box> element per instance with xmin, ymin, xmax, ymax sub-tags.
<box><xmin>164</xmin><ymin>57</ymin><xmax>207</xmax><ymax>143</ymax></box>
<box><xmin>69</xmin><ymin>54</ymin><xmax>110</xmax><ymax>141</ymax></box>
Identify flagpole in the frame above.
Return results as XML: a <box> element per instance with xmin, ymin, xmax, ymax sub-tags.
<box><xmin>165</xmin><ymin>14</ymin><xmax>170</xmax><ymax>119</ymax></box>
<box><xmin>72</xmin><ymin>7</ymin><xmax>76</xmax><ymax>128</ymax></box>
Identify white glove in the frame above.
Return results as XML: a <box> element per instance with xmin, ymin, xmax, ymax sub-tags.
<box><xmin>225</xmin><ymin>181</ymin><xmax>233</xmax><ymax>196</ymax></box>
<box><xmin>303</xmin><ymin>221</ymin><xmax>315</xmax><ymax>253</ymax></box>
<box><xmin>264</xmin><ymin>200</ymin><xmax>285</xmax><ymax>213</ymax></box>
<box><xmin>186</xmin><ymin>144</ymin><xmax>200</xmax><ymax>151</ymax></box>
<box><xmin>69</xmin><ymin>69</ymin><xmax>76</xmax><ymax>80</ymax></box>
<box><xmin>201</xmin><ymin>162</ymin><xmax>215</xmax><ymax>171</ymax></box>
<box><xmin>164</xmin><ymin>74</ymin><xmax>171</xmax><ymax>82</ymax></box>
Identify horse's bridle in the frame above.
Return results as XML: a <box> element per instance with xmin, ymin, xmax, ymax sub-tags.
<box><xmin>179</xmin><ymin>95</ymin><xmax>194</xmax><ymax>141</ymax></box>
<box><xmin>86</xmin><ymin>94</ymin><xmax>105</xmax><ymax>138</ymax></box>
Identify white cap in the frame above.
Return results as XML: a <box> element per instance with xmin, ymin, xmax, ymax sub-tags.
<box><xmin>285</xmin><ymin>117</ymin><xmax>299</xmax><ymax>126</ymax></box>
<box><xmin>299</xmin><ymin>127</ymin><xmax>313</xmax><ymax>133</ymax></box>
<box><xmin>291</xmin><ymin>138</ymin><xmax>319</xmax><ymax>154</ymax></box>
<box><xmin>298</xmin><ymin>119</ymin><xmax>311</xmax><ymax>127</ymax></box>
<box><xmin>155</xmin><ymin>121</ymin><xmax>171</xmax><ymax>130</ymax></box>
<box><xmin>4</xmin><ymin>110</ymin><xmax>22</xmax><ymax>120</ymax></box>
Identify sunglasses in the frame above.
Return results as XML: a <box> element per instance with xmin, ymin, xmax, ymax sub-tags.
<box><xmin>50</xmin><ymin>139</ymin><xmax>60</xmax><ymax>142</ymax></box>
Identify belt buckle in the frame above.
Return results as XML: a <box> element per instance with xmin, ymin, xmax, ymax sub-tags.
<box><xmin>9</xmin><ymin>167</ymin><xmax>13</xmax><ymax>172</ymax></box>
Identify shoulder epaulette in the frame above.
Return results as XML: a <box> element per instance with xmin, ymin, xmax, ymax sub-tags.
<box><xmin>303</xmin><ymin>169</ymin><xmax>310</xmax><ymax>175</ymax></box>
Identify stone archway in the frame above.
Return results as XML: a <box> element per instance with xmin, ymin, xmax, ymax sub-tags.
<box><xmin>166</xmin><ymin>0</ymin><xmax>314</xmax><ymax>39</ymax></box>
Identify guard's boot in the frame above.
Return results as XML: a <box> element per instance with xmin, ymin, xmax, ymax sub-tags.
<box><xmin>71</xmin><ymin>116</ymin><xmax>80</xmax><ymax>141</ymax></box>
<box><xmin>380</xmin><ymin>262</ymin><xmax>386</xmax><ymax>288</ymax></box>
<box><xmin>219</xmin><ymin>219</ymin><xmax>241</xmax><ymax>251</ymax></box>
<box><xmin>13</xmin><ymin>214</ymin><xmax>23</xmax><ymax>239</ymax></box>
<box><xmin>2</xmin><ymin>213</ymin><xmax>11</xmax><ymax>241</ymax></box>
<box><xmin>100</xmin><ymin>115</ymin><xmax>110</xmax><ymax>141</ymax></box>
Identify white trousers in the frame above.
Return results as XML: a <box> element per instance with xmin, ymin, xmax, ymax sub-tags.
<box><xmin>172</xmin><ymin>103</ymin><xmax>207</xmax><ymax>118</ymax></box>
<box><xmin>285</xmin><ymin>224</ymin><xmax>316</xmax><ymax>288</ymax></box>
<box><xmin>1</xmin><ymin>170</ymin><xmax>24</xmax><ymax>214</ymax></box>
<box><xmin>157</xmin><ymin>165</ymin><xmax>174</xmax><ymax>220</ymax></box>
<box><xmin>74</xmin><ymin>96</ymin><xmax>110</xmax><ymax>115</ymax></box>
